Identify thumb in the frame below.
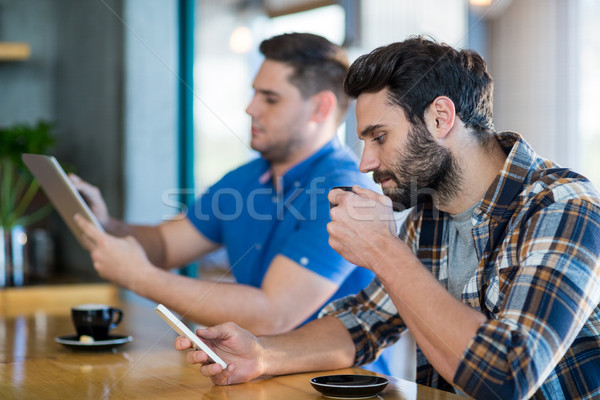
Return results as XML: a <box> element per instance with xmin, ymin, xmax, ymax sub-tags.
<box><xmin>196</xmin><ymin>325</ymin><xmax>226</xmax><ymax>341</ymax></box>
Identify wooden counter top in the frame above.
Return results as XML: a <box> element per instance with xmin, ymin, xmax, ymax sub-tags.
<box><xmin>0</xmin><ymin>285</ymin><xmax>463</xmax><ymax>399</ymax></box>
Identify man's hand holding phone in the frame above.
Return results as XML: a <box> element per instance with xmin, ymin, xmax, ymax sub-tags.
<box><xmin>173</xmin><ymin>320</ymin><xmax>266</xmax><ymax>385</ymax></box>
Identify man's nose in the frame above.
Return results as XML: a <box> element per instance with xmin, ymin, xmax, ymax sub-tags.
<box><xmin>245</xmin><ymin>96</ymin><xmax>258</xmax><ymax>117</ymax></box>
<box><xmin>359</xmin><ymin>145</ymin><xmax>380</xmax><ymax>173</ymax></box>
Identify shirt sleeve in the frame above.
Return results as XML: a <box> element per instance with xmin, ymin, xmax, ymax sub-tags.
<box><xmin>277</xmin><ymin>185</ymin><xmax>358</xmax><ymax>285</ymax></box>
<box><xmin>320</xmin><ymin>277</ymin><xmax>406</xmax><ymax>366</ymax></box>
<box><xmin>454</xmin><ymin>198</ymin><xmax>600</xmax><ymax>399</ymax></box>
<box><xmin>319</xmin><ymin>207</ymin><xmax>421</xmax><ymax>366</ymax></box>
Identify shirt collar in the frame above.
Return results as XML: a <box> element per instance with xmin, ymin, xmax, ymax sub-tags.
<box><xmin>476</xmin><ymin>131</ymin><xmax>551</xmax><ymax>221</ymax></box>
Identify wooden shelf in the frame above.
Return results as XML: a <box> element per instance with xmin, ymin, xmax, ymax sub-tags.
<box><xmin>0</xmin><ymin>283</ymin><xmax>120</xmax><ymax>316</ymax></box>
<box><xmin>0</xmin><ymin>42</ymin><xmax>31</xmax><ymax>61</ymax></box>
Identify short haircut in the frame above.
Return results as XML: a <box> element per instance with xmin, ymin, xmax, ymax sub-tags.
<box><xmin>345</xmin><ymin>36</ymin><xmax>495</xmax><ymax>144</ymax></box>
<box><xmin>259</xmin><ymin>33</ymin><xmax>350</xmax><ymax>122</ymax></box>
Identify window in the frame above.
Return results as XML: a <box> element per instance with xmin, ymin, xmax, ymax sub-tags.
<box><xmin>193</xmin><ymin>1</ymin><xmax>345</xmax><ymax>192</ymax></box>
<box><xmin>194</xmin><ymin>0</ymin><xmax>469</xmax><ymax>191</ymax></box>
<box><xmin>579</xmin><ymin>0</ymin><xmax>600</xmax><ymax>185</ymax></box>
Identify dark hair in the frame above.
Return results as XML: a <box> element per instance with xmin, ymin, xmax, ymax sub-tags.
<box><xmin>260</xmin><ymin>33</ymin><xmax>350</xmax><ymax>122</ymax></box>
<box><xmin>345</xmin><ymin>36</ymin><xmax>495</xmax><ymax>143</ymax></box>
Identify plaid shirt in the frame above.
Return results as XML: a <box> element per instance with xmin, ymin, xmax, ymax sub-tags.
<box><xmin>322</xmin><ymin>132</ymin><xmax>600</xmax><ymax>400</ymax></box>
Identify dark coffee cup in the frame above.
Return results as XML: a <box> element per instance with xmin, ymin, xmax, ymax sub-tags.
<box><xmin>71</xmin><ymin>304</ymin><xmax>123</xmax><ymax>340</ymax></box>
<box><xmin>329</xmin><ymin>186</ymin><xmax>354</xmax><ymax>209</ymax></box>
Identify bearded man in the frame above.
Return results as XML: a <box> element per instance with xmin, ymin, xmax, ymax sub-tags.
<box><xmin>175</xmin><ymin>37</ymin><xmax>600</xmax><ymax>400</ymax></box>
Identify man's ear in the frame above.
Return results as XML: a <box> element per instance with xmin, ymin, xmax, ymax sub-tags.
<box><xmin>424</xmin><ymin>96</ymin><xmax>456</xmax><ymax>139</ymax></box>
<box><xmin>311</xmin><ymin>91</ymin><xmax>337</xmax><ymax>123</ymax></box>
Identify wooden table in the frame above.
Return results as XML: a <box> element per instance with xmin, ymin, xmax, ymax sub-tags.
<box><xmin>0</xmin><ymin>284</ymin><xmax>463</xmax><ymax>399</ymax></box>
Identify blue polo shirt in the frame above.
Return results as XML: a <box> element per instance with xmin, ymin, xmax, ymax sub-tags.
<box><xmin>187</xmin><ymin>138</ymin><xmax>376</xmax><ymax>322</ymax></box>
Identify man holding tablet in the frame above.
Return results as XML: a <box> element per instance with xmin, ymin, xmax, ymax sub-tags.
<box><xmin>73</xmin><ymin>33</ymin><xmax>403</xmax><ymax>376</ymax></box>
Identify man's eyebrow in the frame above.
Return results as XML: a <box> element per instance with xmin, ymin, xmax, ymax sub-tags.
<box><xmin>358</xmin><ymin>124</ymin><xmax>385</xmax><ymax>139</ymax></box>
<box><xmin>254</xmin><ymin>88</ymin><xmax>279</xmax><ymax>97</ymax></box>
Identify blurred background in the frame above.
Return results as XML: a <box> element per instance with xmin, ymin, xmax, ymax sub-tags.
<box><xmin>1</xmin><ymin>0</ymin><xmax>598</xmax><ymax>283</ymax></box>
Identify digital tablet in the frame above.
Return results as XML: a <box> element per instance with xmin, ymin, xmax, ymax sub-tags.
<box><xmin>22</xmin><ymin>153</ymin><xmax>104</xmax><ymax>247</ymax></box>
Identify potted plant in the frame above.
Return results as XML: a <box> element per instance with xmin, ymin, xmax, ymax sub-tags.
<box><xmin>0</xmin><ymin>120</ymin><xmax>56</xmax><ymax>286</ymax></box>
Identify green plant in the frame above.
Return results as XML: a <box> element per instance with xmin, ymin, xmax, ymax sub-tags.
<box><xmin>0</xmin><ymin>121</ymin><xmax>56</xmax><ymax>229</ymax></box>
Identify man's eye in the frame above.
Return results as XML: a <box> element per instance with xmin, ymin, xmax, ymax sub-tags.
<box><xmin>372</xmin><ymin>134</ymin><xmax>386</xmax><ymax>143</ymax></box>
<box><xmin>266</xmin><ymin>97</ymin><xmax>278</xmax><ymax>104</ymax></box>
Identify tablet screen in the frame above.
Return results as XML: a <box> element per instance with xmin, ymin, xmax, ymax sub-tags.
<box><xmin>22</xmin><ymin>153</ymin><xmax>104</xmax><ymax>247</ymax></box>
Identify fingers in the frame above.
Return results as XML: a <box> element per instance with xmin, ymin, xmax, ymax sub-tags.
<box><xmin>327</xmin><ymin>188</ymin><xmax>342</xmax><ymax>206</ymax></box>
<box><xmin>74</xmin><ymin>214</ymin><xmax>104</xmax><ymax>245</ymax></box>
<box><xmin>70</xmin><ymin>174</ymin><xmax>95</xmax><ymax>200</ymax></box>
<box><xmin>328</xmin><ymin>186</ymin><xmax>380</xmax><ymax>207</ymax></box>
<box><xmin>70</xmin><ymin>174</ymin><xmax>110</xmax><ymax>224</ymax></box>
<box><xmin>176</xmin><ymin>336</ymin><xmax>217</xmax><ymax>368</ymax></box>
<box><xmin>79</xmin><ymin>230</ymin><xmax>97</xmax><ymax>251</ymax></box>
<box><xmin>329</xmin><ymin>186</ymin><xmax>375</xmax><ymax>220</ymax></box>
<box><xmin>196</xmin><ymin>326</ymin><xmax>222</xmax><ymax>339</ymax></box>
<box><xmin>195</xmin><ymin>325</ymin><xmax>230</xmax><ymax>341</ymax></box>
<box><xmin>352</xmin><ymin>186</ymin><xmax>381</xmax><ymax>200</ymax></box>
<box><xmin>353</xmin><ymin>187</ymin><xmax>394</xmax><ymax>210</ymax></box>
<box><xmin>69</xmin><ymin>173</ymin><xmax>83</xmax><ymax>184</ymax></box>
<box><xmin>328</xmin><ymin>187</ymin><xmax>356</xmax><ymax>208</ymax></box>
<box><xmin>175</xmin><ymin>336</ymin><xmax>193</xmax><ymax>350</ymax></box>
<box><xmin>70</xmin><ymin>173</ymin><xmax>93</xmax><ymax>193</ymax></box>
<box><xmin>205</xmin><ymin>364</ymin><xmax>235</xmax><ymax>385</ymax></box>
<box><xmin>184</xmin><ymin>343</ymin><xmax>231</xmax><ymax>383</ymax></box>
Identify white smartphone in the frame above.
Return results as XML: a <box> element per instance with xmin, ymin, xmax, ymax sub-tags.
<box><xmin>154</xmin><ymin>304</ymin><xmax>227</xmax><ymax>369</ymax></box>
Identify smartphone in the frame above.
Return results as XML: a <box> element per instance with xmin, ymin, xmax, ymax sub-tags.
<box><xmin>154</xmin><ymin>304</ymin><xmax>227</xmax><ymax>369</ymax></box>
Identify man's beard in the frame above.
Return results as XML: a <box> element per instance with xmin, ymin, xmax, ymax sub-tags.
<box><xmin>373</xmin><ymin>122</ymin><xmax>463</xmax><ymax>211</ymax></box>
<box><xmin>252</xmin><ymin>141</ymin><xmax>295</xmax><ymax>164</ymax></box>
<box><xmin>251</xmin><ymin>130</ymin><xmax>304</xmax><ymax>165</ymax></box>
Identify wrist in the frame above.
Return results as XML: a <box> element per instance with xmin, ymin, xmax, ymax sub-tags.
<box><xmin>129</xmin><ymin>260</ymin><xmax>159</xmax><ymax>294</ymax></box>
<box><xmin>365</xmin><ymin>231</ymin><xmax>405</xmax><ymax>274</ymax></box>
<box><xmin>258</xmin><ymin>335</ymin><xmax>275</xmax><ymax>376</ymax></box>
<box><xmin>104</xmin><ymin>217</ymin><xmax>130</xmax><ymax>236</ymax></box>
